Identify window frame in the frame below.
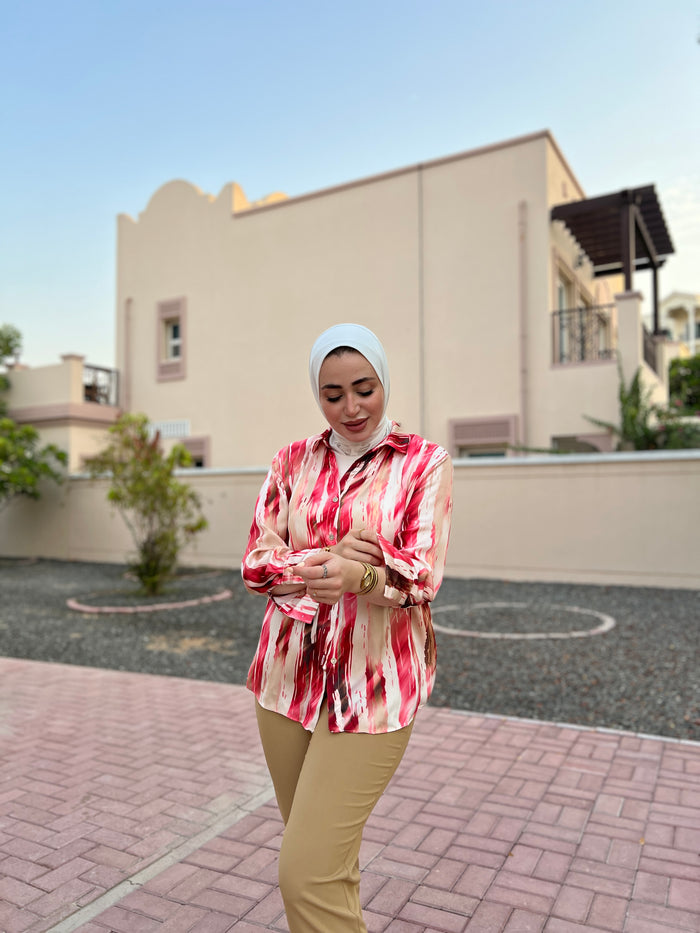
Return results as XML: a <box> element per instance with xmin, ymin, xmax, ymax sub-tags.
<box><xmin>157</xmin><ymin>298</ymin><xmax>187</xmax><ymax>382</ymax></box>
<box><xmin>449</xmin><ymin>415</ymin><xmax>518</xmax><ymax>459</ymax></box>
<box><xmin>182</xmin><ymin>436</ymin><xmax>210</xmax><ymax>468</ymax></box>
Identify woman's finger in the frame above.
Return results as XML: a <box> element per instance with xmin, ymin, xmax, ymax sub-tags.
<box><xmin>301</xmin><ymin>551</ymin><xmax>332</xmax><ymax>568</ymax></box>
<box><xmin>297</xmin><ymin>554</ymin><xmax>335</xmax><ymax>584</ymax></box>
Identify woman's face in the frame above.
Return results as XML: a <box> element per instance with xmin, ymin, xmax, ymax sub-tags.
<box><xmin>318</xmin><ymin>350</ymin><xmax>385</xmax><ymax>443</ymax></box>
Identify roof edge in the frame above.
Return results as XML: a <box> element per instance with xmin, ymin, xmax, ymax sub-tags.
<box><xmin>235</xmin><ymin>129</ymin><xmax>567</xmax><ymax>217</ymax></box>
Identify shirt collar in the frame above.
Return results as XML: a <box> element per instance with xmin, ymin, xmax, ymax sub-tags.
<box><xmin>312</xmin><ymin>422</ymin><xmax>410</xmax><ymax>456</ymax></box>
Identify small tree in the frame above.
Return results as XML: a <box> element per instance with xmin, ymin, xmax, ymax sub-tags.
<box><xmin>669</xmin><ymin>355</ymin><xmax>700</xmax><ymax>413</ymax></box>
<box><xmin>0</xmin><ymin>419</ymin><xmax>67</xmax><ymax>512</ymax></box>
<box><xmin>0</xmin><ymin>324</ymin><xmax>21</xmax><ymax>361</ymax></box>
<box><xmin>0</xmin><ymin>324</ymin><xmax>67</xmax><ymax>510</ymax></box>
<box><xmin>85</xmin><ymin>413</ymin><xmax>208</xmax><ymax>595</ymax></box>
<box><xmin>0</xmin><ymin>323</ymin><xmax>22</xmax><ymax>413</ymax></box>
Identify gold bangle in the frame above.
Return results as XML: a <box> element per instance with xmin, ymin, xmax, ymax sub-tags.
<box><xmin>358</xmin><ymin>562</ymin><xmax>378</xmax><ymax>596</ymax></box>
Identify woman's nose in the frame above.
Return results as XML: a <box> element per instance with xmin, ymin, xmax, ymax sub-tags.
<box><xmin>344</xmin><ymin>394</ymin><xmax>360</xmax><ymax>416</ymax></box>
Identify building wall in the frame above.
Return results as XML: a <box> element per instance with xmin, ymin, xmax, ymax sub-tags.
<box><xmin>117</xmin><ymin>173</ymin><xmax>426</xmax><ymax>468</ymax></box>
<box><xmin>4</xmin><ymin>355</ymin><xmax>120</xmax><ymax>472</ymax></box>
<box><xmin>1</xmin><ymin>452</ymin><xmax>698</xmax><ymax>590</ymax></box>
<box><xmin>117</xmin><ymin>130</ymin><xmax>627</xmax><ymax>468</ymax></box>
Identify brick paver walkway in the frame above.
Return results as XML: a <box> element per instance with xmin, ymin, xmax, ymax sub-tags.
<box><xmin>0</xmin><ymin>657</ymin><xmax>698</xmax><ymax>933</ymax></box>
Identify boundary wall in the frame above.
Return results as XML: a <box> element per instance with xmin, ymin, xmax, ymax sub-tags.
<box><xmin>1</xmin><ymin>452</ymin><xmax>698</xmax><ymax>590</ymax></box>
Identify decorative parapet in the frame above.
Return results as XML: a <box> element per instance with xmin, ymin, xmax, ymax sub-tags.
<box><xmin>119</xmin><ymin>179</ymin><xmax>289</xmax><ymax>228</ymax></box>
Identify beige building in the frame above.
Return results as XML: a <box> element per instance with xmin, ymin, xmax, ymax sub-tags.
<box><xmin>116</xmin><ymin>129</ymin><xmax>677</xmax><ymax>468</ymax></box>
<box><xmin>4</xmin><ymin>354</ymin><xmax>119</xmax><ymax>472</ymax></box>
<box><xmin>659</xmin><ymin>291</ymin><xmax>699</xmax><ymax>357</ymax></box>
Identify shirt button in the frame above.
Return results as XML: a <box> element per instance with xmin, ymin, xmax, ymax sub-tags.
<box><xmin>332</xmin><ymin>496</ymin><xmax>338</xmax><ymax>503</ymax></box>
<box><xmin>330</xmin><ymin>657</ymin><xmax>337</xmax><ymax>665</ymax></box>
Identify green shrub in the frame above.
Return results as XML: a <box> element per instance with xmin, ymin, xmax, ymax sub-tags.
<box><xmin>85</xmin><ymin>413</ymin><xmax>208</xmax><ymax>595</ymax></box>
<box><xmin>0</xmin><ymin>324</ymin><xmax>67</xmax><ymax>508</ymax></box>
<box><xmin>669</xmin><ymin>355</ymin><xmax>700</xmax><ymax>413</ymax></box>
<box><xmin>586</xmin><ymin>360</ymin><xmax>700</xmax><ymax>451</ymax></box>
<box><xmin>0</xmin><ymin>419</ymin><xmax>67</xmax><ymax>512</ymax></box>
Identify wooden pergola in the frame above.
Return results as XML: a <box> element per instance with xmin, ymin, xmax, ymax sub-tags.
<box><xmin>551</xmin><ymin>186</ymin><xmax>675</xmax><ymax>334</ymax></box>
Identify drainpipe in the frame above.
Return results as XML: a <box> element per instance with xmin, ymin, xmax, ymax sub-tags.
<box><xmin>518</xmin><ymin>201</ymin><xmax>528</xmax><ymax>451</ymax></box>
<box><xmin>417</xmin><ymin>166</ymin><xmax>426</xmax><ymax>436</ymax></box>
<box><xmin>123</xmin><ymin>298</ymin><xmax>132</xmax><ymax>412</ymax></box>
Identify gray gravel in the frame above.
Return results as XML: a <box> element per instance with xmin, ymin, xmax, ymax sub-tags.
<box><xmin>0</xmin><ymin>558</ymin><xmax>698</xmax><ymax>741</ymax></box>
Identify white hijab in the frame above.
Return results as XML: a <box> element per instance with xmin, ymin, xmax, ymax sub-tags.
<box><xmin>309</xmin><ymin>323</ymin><xmax>392</xmax><ymax>457</ymax></box>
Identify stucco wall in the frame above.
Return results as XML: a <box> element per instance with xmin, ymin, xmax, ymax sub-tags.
<box><xmin>117</xmin><ymin>131</ymin><xmax>626</xmax><ymax>467</ymax></box>
<box><xmin>1</xmin><ymin>452</ymin><xmax>697</xmax><ymax>590</ymax></box>
<box><xmin>4</xmin><ymin>355</ymin><xmax>120</xmax><ymax>471</ymax></box>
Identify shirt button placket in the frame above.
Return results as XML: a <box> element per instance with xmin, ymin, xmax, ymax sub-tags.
<box><xmin>329</xmin><ymin>495</ymin><xmax>339</xmax><ymax>546</ymax></box>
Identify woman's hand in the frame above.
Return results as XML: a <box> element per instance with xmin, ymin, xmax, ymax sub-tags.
<box><xmin>331</xmin><ymin>528</ymin><xmax>384</xmax><ymax>566</ymax></box>
<box><xmin>297</xmin><ymin>552</ymin><xmax>364</xmax><ymax>605</ymax></box>
<box><xmin>269</xmin><ymin>582</ymin><xmax>307</xmax><ymax>597</ymax></box>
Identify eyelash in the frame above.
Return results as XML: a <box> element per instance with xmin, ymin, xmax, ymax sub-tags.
<box><xmin>325</xmin><ymin>389</ymin><xmax>374</xmax><ymax>404</ymax></box>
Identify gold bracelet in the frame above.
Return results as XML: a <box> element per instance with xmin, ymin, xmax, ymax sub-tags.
<box><xmin>358</xmin><ymin>562</ymin><xmax>379</xmax><ymax>596</ymax></box>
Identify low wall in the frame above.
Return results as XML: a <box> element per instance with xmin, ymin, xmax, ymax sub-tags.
<box><xmin>1</xmin><ymin>452</ymin><xmax>698</xmax><ymax>589</ymax></box>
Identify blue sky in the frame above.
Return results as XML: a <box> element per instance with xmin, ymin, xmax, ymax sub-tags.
<box><xmin>2</xmin><ymin>0</ymin><xmax>699</xmax><ymax>367</ymax></box>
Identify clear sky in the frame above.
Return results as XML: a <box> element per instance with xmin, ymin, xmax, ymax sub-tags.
<box><xmin>2</xmin><ymin>0</ymin><xmax>699</xmax><ymax>368</ymax></box>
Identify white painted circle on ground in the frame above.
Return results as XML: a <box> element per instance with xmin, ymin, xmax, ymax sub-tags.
<box><xmin>431</xmin><ymin>602</ymin><xmax>616</xmax><ymax>640</ymax></box>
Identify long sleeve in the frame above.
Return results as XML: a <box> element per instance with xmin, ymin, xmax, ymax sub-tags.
<box><xmin>242</xmin><ymin>449</ymin><xmax>313</xmax><ymax>590</ymax></box>
<box><xmin>377</xmin><ymin>452</ymin><xmax>453</xmax><ymax>606</ymax></box>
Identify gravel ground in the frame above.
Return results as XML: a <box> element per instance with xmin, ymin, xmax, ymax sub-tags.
<box><xmin>1</xmin><ymin>558</ymin><xmax>698</xmax><ymax>741</ymax></box>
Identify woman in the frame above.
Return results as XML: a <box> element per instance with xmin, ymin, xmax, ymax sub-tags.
<box><xmin>242</xmin><ymin>323</ymin><xmax>452</xmax><ymax>932</ymax></box>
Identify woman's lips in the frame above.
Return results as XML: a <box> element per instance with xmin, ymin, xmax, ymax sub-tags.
<box><xmin>342</xmin><ymin>419</ymin><xmax>368</xmax><ymax>433</ymax></box>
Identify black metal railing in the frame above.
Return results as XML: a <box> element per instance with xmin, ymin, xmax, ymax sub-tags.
<box><xmin>83</xmin><ymin>365</ymin><xmax>119</xmax><ymax>406</ymax></box>
<box><xmin>552</xmin><ymin>305</ymin><xmax>616</xmax><ymax>365</ymax></box>
<box><xmin>642</xmin><ymin>325</ymin><xmax>658</xmax><ymax>375</ymax></box>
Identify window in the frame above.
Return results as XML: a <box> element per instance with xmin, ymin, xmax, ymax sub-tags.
<box><xmin>449</xmin><ymin>416</ymin><xmax>518</xmax><ymax>459</ymax></box>
<box><xmin>165</xmin><ymin>320</ymin><xmax>181</xmax><ymax>359</ymax></box>
<box><xmin>556</xmin><ymin>270</ymin><xmax>574</xmax><ymax>362</ymax></box>
<box><xmin>557</xmin><ymin>272</ymin><xmax>572</xmax><ymax>312</ymax></box>
<box><xmin>597</xmin><ymin>308</ymin><xmax>612</xmax><ymax>357</ymax></box>
<box><xmin>157</xmin><ymin>298</ymin><xmax>186</xmax><ymax>381</ymax></box>
<box><xmin>182</xmin><ymin>436</ymin><xmax>209</xmax><ymax>468</ymax></box>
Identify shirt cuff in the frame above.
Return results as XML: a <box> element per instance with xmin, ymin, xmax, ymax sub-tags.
<box><xmin>263</xmin><ymin>547</ymin><xmax>318</xmax><ymax>582</ymax></box>
<box><xmin>271</xmin><ymin>592</ymin><xmax>320</xmax><ymax>624</ymax></box>
<box><xmin>375</xmin><ymin>533</ymin><xmax>435</xmax><ymax>605</ymax></box>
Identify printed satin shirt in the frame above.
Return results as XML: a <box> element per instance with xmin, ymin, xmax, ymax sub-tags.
<box><xmin>242</xmin><ymin>424</ymin><xmax>453</xmax><ymax>734</ymax></box>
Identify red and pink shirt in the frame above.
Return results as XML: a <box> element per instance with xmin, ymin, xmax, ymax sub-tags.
<box><xmin>242</xmin><ymin>425</ymin><xmax>453</xmax><ymax>733</ymax></box>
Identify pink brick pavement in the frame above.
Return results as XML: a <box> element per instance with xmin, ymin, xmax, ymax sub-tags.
<box><xmin>1</xmin><ymin>656</ymin><xmax>698</xmax><ymax>933</ymax></box>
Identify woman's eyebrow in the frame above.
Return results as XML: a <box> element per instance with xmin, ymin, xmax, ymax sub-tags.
<box><xmin>321</xmin><ymin>376</ymin><xmax>377</xmax><ymax>391</ymax></box>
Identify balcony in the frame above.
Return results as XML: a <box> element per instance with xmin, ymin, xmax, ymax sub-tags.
<box><xmin>552</xmin><ymin>304</ymin><xmax>616</xmax><ymax>365</ymax></box>
<box><xmin>642</xmin><ymin>324</ymin><xmax>659</xmax><ymax>375</ymax></box>
<box><xmin>83</xmin><ymin>364</ymin><xmax>119</xmax><ymax>406</ymax></box>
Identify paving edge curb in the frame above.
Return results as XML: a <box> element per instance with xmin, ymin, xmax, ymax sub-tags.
<box><xmin>66</xmin><ymin>588</ymin><xmax>234</xmax><ymax>614</ymax></box>
<box><xmin>45</xmin><ymin>783</ymin><xmax>275</xmax><ymax>933</ymax></box>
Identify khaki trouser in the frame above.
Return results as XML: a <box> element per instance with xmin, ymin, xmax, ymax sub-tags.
<box><xmin>255</xmin><ymin>700</ymin><xmax>414</xmax><ymax>933</ymax></box>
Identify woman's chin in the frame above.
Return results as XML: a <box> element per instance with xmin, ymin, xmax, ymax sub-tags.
<box><xmin>338</xmin><ymin>423</ymin><xmax>371</xmax><ymax>441</ymax></box>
